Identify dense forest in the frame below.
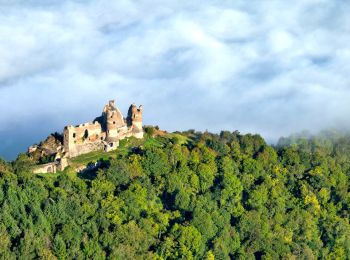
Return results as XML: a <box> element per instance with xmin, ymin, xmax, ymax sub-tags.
<box><xmin>1</xmin><ymin>129</ymin><xmax>350</xmax><ymax>259</ymax></box>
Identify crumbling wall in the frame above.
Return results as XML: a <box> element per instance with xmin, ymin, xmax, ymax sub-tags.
<box><xmin>62</xmin><ymin>100</ymin><xmax>143</xmax><ymax>158</ymax></box>
<box><xmin>29</xmin><ymin>100</ymin><xmax>145</xmax><ymax>174</ymax></box>
<box><xmin>105</xmin><ymin>100</ymin><xmax>128</xmax><ymax>141</ymax></box>
<box><xmin>105</xmin><ymin>140</ymin><xmax>119</xmax><ymax>152</ymax></box>
<box><xmin>127</xmin><ymin>104</ymin><xmax>144</xmax><ymax>138</ymax></box>
<box><xmin>32</xmin><ymin>162</ymin><xmax>57</xmax><ymax>174</ymax></box>
<box><xmin>64</xmin><ymin>122</ymin><xmax>105</xmax><ymax>157</ymax></box>
<box><xmin>57</xmin><ymin>158</ymin><xmax>69</xmax><ymax>171</ymax></box>
<box><xmin>69</xmin><ymin>142</ymin><xmax>105</xmax><ymax>157</ymax></box>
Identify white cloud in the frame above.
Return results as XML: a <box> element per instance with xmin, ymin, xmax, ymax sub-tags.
<box><xmin>0</xmin><ymin>0</ymin><xmax>350</xmax><ymax>159</ymax></box>
<box><xmin>268</xmin><ymin>30</ymin><xmax>295</xmax><ymax>53</ymax></box>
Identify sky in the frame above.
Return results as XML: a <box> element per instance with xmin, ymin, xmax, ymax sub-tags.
<box><xmin>1</xmin><ymin>0</ymin><xmax>350</xmax><ymax>160</ymax></box>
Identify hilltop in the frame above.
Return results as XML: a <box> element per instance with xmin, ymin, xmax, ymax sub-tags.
<box><xmin>27</xmin><ymin>100</ymin><xmax>144</xmax><ymax>174</ymax></box>
<box><xmin>1</xmin><ymin>129</ymin><xmax>350</xmax><ymax>259</ymax></box>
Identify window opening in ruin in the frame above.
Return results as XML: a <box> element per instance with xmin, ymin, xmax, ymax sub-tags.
<box><xmin>73</xmin><ymin>133</ymin><xmax>76</xmax><ymax>138</ymax></box>
<box><xmin>113</xmin><ymin>121</ymin><xmax>116</xmax><ymax>124</ymax></box>
<box><xmin>84</xmin><ymin>129</ymin><xmax>89</xmax><ymax>139</ymax></box>
<box><xmin>110</xmin><ymin>143</ymin><xmax>113</xmax><ymax>147</ymax></box>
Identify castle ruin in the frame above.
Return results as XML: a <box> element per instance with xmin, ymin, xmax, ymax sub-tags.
<box><xmin>63</xmin><ymin>100</ymin><xmax>143</xmax><ymax>157</ymax></box>
<box><xmin>30</xmin><ymin>100</ymin><xmax>143</xmax><ymax>173</ymax></box>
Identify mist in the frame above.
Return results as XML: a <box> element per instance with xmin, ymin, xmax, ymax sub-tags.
<box><xmin>1</xmin><ymin>0</ymin><xmax>350</xmax><ymax>160</ymax></box>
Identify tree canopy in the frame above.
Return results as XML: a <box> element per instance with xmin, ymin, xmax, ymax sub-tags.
<box><xmin>1</xmin><ymin>129</ymin><xmax>350</xmax><ymax>259</ymax></box>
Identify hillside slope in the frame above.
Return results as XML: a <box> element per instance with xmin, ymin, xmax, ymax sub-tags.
<box><xmin>1</xmin><ymin>130</ymin><xmax>350</xmax><ymax>259</ymax></box>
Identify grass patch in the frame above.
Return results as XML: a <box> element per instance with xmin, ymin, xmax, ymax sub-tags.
<box><xmin>69</xmin><ymin>137</ymin><xmax>146</xmax><ymax>167</ymax></box>
<box><xmin>144</xmin><ymin>138</ymin><xmax>164</xmax><ymax>148</ymax></box>
<box><xmin>69</xmin><ymin>150</ymin><xmax>116</xmax><ymax>167</ymax></box>
<box><xmin>165</xmin><ymin>133</ymin><xmax>190</xmax><ymax>145</ymax></box>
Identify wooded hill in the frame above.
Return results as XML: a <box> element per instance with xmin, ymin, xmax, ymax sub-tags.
<box><xmin>0</xmin><ymin>128</ymin><xmax>350</xmax><ymax>259</ymax></box>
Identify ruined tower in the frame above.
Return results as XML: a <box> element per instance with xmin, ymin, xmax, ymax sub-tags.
<box><xmin>104</xmin><ymin>100</ymin><xmax>128</xmax><ymax>142</ymax></box>
<box><xmin>60</xmin><ymin>100</ymin><xmax>143</xmax><ymax>158</ymax></box>
<box><xmin>63</xmin><ymin>125</ymin><xmax>75</xmax><ymax>156</ymax></box>
<box><xmin>127</xmin><ymin>104</ymin><xmax>144</xmax><ymax>139</ymax></box>
<box><xmin>30</xmin><ymin>99</ymin><xmax>144</xmax><ymax>174</ymax></box>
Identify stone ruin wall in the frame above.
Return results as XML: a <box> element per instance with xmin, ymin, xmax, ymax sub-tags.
<box><xmin>64</xmin><ymin>122</ymin><xmax>106</xmax><ymax>158</ymax></box>
<box><xmin>105</xmin><ymin>100</ymin><xmax>130</xmax><ymax>142</ymax></box>
<box><xmin>128</xmin><ymin>104</ymin><xmax>143</xmax><ymax>139</ymax></box>
<box><xmin>32</xmin><ymin>162</ymin><xmax>57</xmax><ymax>174</ymax></box>
<box><xmin>32</xmin><ymin>157</ymin><xmax>68</xmax><ymax>174</ymax></box>
<box><xmin>29</xmin><ymin>100</ymin><xmax>144</xmax><ymax>174</ymax></box>
<box><xmin>63</xmin><ymin>102</ymin><xmax>144</xmax><ymax>158</ymax></box>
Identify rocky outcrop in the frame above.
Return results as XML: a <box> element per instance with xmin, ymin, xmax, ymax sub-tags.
<box><xmin>28</xmin><ymin>133</ymin><xmax>64</xmax><ymax>163</ymax></box>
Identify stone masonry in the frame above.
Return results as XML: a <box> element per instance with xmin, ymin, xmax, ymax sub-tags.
<box><xmin>31</xmin><ymin>100</ymin><xmax>143</xmax><ymax>173</ymax></box>
<box><xmin>63</xmin><ymin>100</ymin><xmax>143</xmax><ymax>157</ymax></box>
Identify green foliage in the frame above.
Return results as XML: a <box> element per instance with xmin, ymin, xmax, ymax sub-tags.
<box><xmin>1</xmin><ymin>130</ymin><xmax>350</xmax><ymax>258</ymax></box>
<box><xmin>144</xmin><ymin>125</ymin><xmax>156</xmax><ymax>137</ymax></box>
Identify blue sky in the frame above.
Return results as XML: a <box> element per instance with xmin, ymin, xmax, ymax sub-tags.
<box><xmin>1</xmin><ymin>0</ymin><xmax>350</xmax><ymax>159</ymax></box>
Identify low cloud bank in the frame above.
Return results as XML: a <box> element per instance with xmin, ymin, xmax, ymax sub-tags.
<box><xmin>1</xmin><ymin>0</ymin><xmax>350</xmax><ymax>159</ymax></box>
